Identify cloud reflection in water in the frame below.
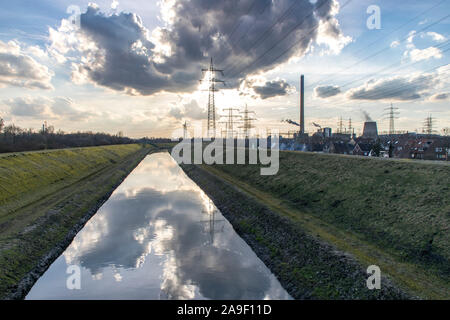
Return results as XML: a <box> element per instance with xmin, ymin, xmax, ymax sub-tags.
<box><xmin>27</xmin><ymin>153</ymin><xmax>290</xmax><ymax>300</ymax></box>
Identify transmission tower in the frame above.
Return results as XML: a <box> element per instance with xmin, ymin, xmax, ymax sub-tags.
<box><xmin>383</xmin><ymin>103</ymin><xmax>399</xmax><ymax>135</ymax></box>
<box><xmin>348</xmin><ymin>118</ymin><xmax>352</xmax><ymax>135</ymax></box>
<box><xmin>220</xmin><ymin>108</ymin><xmax>241</xmax><ymax>139</ymax></box>
<box><xmin>423</xmin><ymin>115</ymin><xmax>435</xmax><ymax>135</ymax></box>
<box><xmin>200</xmin><ymin>199</ymin><xmax>225</xmax><ymax>246</ymax></box>
<box><xmin>337</xmin><ymin>117</ymin><xmax>344</xmax><ymax>134</ymax></box>
<box><xmin>239</xmin><ymin>104</ymin><xmax>257</xmax><ymax>139</ymax></box>
<box><xmin>200</xmin><ymin>58</ymin><xmax>225</xmax><ymax>138</ymax></box>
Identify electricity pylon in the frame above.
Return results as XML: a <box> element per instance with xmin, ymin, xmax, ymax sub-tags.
<box><xmin>423</xmin><ymin>115</ymin><xmax>435</xmax><ymax>135</ymax></box>
<box><xmin>337</xmin><ymin>117</ymin><xmax>344</xmax><ymax>134</ymax></box>
<box><xmin>383</xmin><ymin>103</ymin><xmax>399</xmax><ymax>135</ymax></box>
<box><xmin>239</xmin><ymin>104</ymin><xmax>256</xmax><ymax>139</ymax></box>
<box><xmin>200</xmin><ymin>58</ymin><xmax>225</xmax><ymax>138</ymax></box>
<box><xmin>220</xmin><ymin>108</ymin><xmax>241</xmax><ymax>139</ymax></box>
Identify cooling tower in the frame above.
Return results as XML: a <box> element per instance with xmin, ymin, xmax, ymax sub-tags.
<box><xmin>362</xmin><ymin>121</ymin><xmax>378</xmax><ymax>139</ymax></box>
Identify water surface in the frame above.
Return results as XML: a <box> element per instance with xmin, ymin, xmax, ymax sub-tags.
<box><xmin>27</xmin><ymin>152</ymin><xmax>290</xmax><ymax>300</ymax></box>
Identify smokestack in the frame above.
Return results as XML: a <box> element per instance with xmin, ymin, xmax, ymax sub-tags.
<box><xmin>300</xmin><ymin>75</ymin><xmax>305</xmax><ymax>134</ymax></box>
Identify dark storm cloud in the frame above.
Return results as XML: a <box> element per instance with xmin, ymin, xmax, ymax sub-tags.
<box><xmin>314</xmin><ymin>85</ymin><xmax>341</xmax><ymax>98</ymax></box>
<box><xmin>346</xmin><ymin>74</ymin><xmax>439</xmax><ymax>101</ymax></box>
<box><xmin>61</xmin><ymin>0</ymin><xmax>345</xmax><ymax>96</ymax></box>
<box><xmin>252</xmin><ymin>79</ymin><xmax>293</xmax><ymax>99</ymax></box>
<box><xmin>75</xmin><ymin>7</ymin><xmax>174</xmax><ymax>95</ymax></box>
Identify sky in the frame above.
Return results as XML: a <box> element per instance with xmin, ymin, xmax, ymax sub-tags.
<box><xmin>0</xmin><ymin>0</ymin><xmax>449</xmax><ymax>138</ymax></box>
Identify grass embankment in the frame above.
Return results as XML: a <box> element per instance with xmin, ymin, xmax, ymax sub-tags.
<box><xmin>182</xmin><ymin>164</ymin><xmax>408</xmax><ymax>299</ymax></box>
<box><xmin>191</xmin><ymin>151</ymin><xmax>449</xmax><ymax>299</ymax></box>
<box><xmin>0</xmin><ymin>144</ymin><xmax>153</xmax><ymax>299</ymax></box>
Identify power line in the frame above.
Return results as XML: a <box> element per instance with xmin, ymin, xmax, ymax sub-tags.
<box><xmin>215</xmin><ymin>0</ymin><xmax>261</xmax><ymax>64</ymax></box>
<box><xmin>332</xmin><ymin>61</ymin><xmax>450</xmax><ymax>106</ymax></box>
<box><xmin>222</xmin><ymin>1</ymin><xmax>300</xmax><ymax>69</ymax></box>
<box><xmin>217</xmin><ymin>0</ymin><xmax>273</xmax><ymax>66</ymax></box>
<box><xmin>334</xmin><ymin>40</ymin><xmax>450</xmax><ymax>91</ymax></box>
<box><xmin>273</xmin><ymin>63</ymin><xmax>450</xmax><ymax>125</ymax></box>
<box><xmin>227</xmin><ymin>0</ymin><xmax>353</xmax><ymax>79</ymax></box>
<box><xmin>308</xmin><ymin>12</ymin><xmax>450</xmax><ymax>89</ymax></box>
<box><xmin>309</xmin><ymin>0</ymin><xmax>448</xmax><ymax>89</ymax></box>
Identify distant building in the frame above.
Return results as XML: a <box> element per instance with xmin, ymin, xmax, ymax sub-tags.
<box><xmin>353</xmin><ymin>143</ymin><xmax>374</xmax><ymax>156</ymax></box>
<box><xmin>409</xmin><ymin>138</ymin><xmax>449</xmax><ymax>161</ymax></box>
<box><xmin>323</xmin><ymin>127</ymin><xmax>332</xmax><ymax>138</ymax></box>
<box><xmin>328</xmin><ymin>141</ymin><xmax>352</xmax><ymax>155</ymax></box>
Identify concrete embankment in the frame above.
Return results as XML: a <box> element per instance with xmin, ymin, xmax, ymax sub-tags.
<box><xmin>0</xmin><ymin>144</ymin><xmax>154</xmax><ymax>299</ymax></box>
<box><xmin>181</xmin><ymin>163</ymin><xmax>409</xmax><ymax>300</ymax></box>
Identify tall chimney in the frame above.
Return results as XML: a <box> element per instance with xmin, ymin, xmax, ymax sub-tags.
<box><xmin>300</xmin><ymin>75</ymin><xmax>305</xmax><ymax>134</ymax></box>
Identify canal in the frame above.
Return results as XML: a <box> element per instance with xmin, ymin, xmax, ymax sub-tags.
<box><xmin>27</xmin><ymin>152</ymin><xmax>291</xmax><ymax>300</ymax></box>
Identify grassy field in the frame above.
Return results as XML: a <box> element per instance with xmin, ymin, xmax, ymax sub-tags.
<box><xmin>201</xmin><ymin>150</ymin><xmax>449</xmax><ymax>299</ymax></box>
<box><xmin>0</xmin><ymin>144</ymin><xmax>153</xmax><ymax>298</ymax></box>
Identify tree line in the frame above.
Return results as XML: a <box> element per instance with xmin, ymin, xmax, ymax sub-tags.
<box><xmin>0</xmin><ymin>118</ymin><xmax>135</xmax><ymax>153</ymax></box>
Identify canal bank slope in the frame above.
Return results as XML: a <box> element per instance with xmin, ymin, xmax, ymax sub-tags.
<box><xmin>180</xmin><ymin>151</ymin><xmax>449</xmax><ymax>299</ymax></box>
<box><xmin>181</xmin><ymin>164</ymin><xmax>409</xmax><ymax>300</ymax></box>
<box><xmin>0</xmin><ymin>144</ymin><xmax>154</xmax><ymax>299</ymax></box>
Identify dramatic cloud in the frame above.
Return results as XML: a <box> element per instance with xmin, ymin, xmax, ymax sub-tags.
<box><xmin>169</xmin><ymin>99</ymin><xmax>206</xmax><ymax>120</ymax></box>
<box><xmin>346</xmin><ymin>72</ymin><xmax>443</xmax><ymax>101</ymax></box>
<box><xmin>49</xmin><ymin>0</ymin><xmax>349</xmax><ymax>96</ymax></box>
<box><xmin>252</xmin><ymin>79</ymin><xmax>294</xmax><ymax>99</ymax></box>
<box><xmin>314</xmin><ymin>85</ymin><xmax>341</xmax><ymax>98</ymax></box>
<box><xmin>0</xmin><ymin>40</ymin><xmax>53</xmax><ymax>90</ymax></box>
<box><xmin>315</xmin><ymin>0</ymin><xmax>352</xmax><ymax>55</ymax></box>
<box><xmin>3</xmin><ymin>96</ymin><xmax>91</xmax><ymax>120</ymax></box>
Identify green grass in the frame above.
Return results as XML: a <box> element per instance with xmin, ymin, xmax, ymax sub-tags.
<box><xmin>203</xmin><ymin>150</ymin><xmax>450</xmax><ymax>299</ymax></box>
<box><xmin>0</xmin><ymin>144</ymin><xmax>142</xmax><ymax>220</ymax></box>
<box><xmin>0</xmin><ymin>144</ymin><xmax>154</xmax><ymax>298</ymax></box>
